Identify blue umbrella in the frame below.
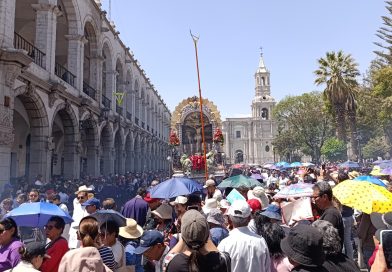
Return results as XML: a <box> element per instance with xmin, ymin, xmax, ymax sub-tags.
<box><xmin>379</xmin><ymin>161</ymin><xmax>392</xmax><ymax>169</ymax></box>
<box><xmin>290</xmin><ymin>162</ymin><xmax>302</xmax><ymax>167</ymax></box>
<box><xmin>338</xmin><ymin>160</ymin><xmax>360</xmax><ymax>168</ymax></box>
<box><xmin>150</xmin><ymin>177</ymin><xmax>203</xmax><ymax>199</ymax></box>
<box><xmin>5</xmin><ymin>202</ymin><xmax>73</xmax><ymax>227</ymax></box>
<box><xmin>275</xmin><ymin>161</ymin><xmax>288</xmax><ymax>167</ymax></box>
<box><xmin>91</xmin><ymin>209</ymin><xmax>126</xmax><ymax>227</ymax></box>
<box><xmin>353</xmin><ymin>176</ymin><xmax>387</xmax><ymax>188</ymax></box>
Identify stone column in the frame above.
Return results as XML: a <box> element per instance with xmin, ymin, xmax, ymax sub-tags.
<box><xmin>63</xmin><ymin>141</ymin><xmax>80</xmax><ymax>179</ymax></box>
<box><xmin>32</xmin><ymin>1</ymin><xmax>60</xmax><ymax>73</ymax></box>
<box><xmin>0</xmin><ymin>0</ymin><xmax>15</xmax><ymax>49</ymax></box>
<box><xmin>65</xmin><ymin>34</ymin><xmax>86</xmax><ymax>91</ymax></box>
<box><xmin>87</xmin><ymin>145</ymin><xmax>99</xmax><ymax>176</ymax></box>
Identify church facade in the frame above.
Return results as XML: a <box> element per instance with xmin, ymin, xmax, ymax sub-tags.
<box><xmin>222</xmin><ymin>53</ymin><xmax>277</xmax><ymax>165</ymax></box>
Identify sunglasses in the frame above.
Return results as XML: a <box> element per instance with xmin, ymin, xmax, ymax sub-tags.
<box><xmin>77</xmin><ymin>196</ymin><xmax>86</xmax><ymax>200</ymax></box>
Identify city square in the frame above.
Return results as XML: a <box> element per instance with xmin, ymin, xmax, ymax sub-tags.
<box><xmin>0</xmin><ymin>0</ymin><xmax>391</xmax><ymax>271</ymax></box>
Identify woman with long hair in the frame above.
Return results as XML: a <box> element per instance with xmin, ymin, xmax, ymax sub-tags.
<box><xmin>0</xmin><ymin>218</ymin><xmax>23</xmax><ymax>270</ymax></box>
<box><xmin>58</xmin><ymin>216</ymin><xmax>114</xmax><ymax>272</ymax></box>
<box><xmin>166</xmin><ymin>210</ymin><xmax>230</xmax><ymax>272</ymax></box>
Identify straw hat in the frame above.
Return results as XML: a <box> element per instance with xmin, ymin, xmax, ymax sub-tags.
<box><xmin>152</xmin><ymin>203</ymin><xmax>173</xmax><ymax>220</ymax></box>
<box><xmin>348</xmin><ymin>171</ymin><xmax>360</xmax><ymax>179</ymax></box>
<box><xmin>247</xmin><ymin>186</ymin><xmax>269</xmax><ymax>209</ymax></box>
<box><xmin>119</xmin><ymin>218</ymin><xmax>144</xmax><ymax>239</ymax></box>
<box><xmin>74</xmin><ymin>185</ymin><xmax>93</xmax><ymax>194</ymax></box>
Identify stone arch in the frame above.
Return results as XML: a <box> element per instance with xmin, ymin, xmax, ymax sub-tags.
<box><xmin>83</xmin><ymin>20</ymin><xmax>98</xmax><ymax>93</ymax></box>
<box><xmin>261</xmin><ymin>108</ymin><xmax>269</xmax><ymax>120</ymax></box>
<box><xmin>102</xmin><ymin>41</ymin><xmax>114</xmax><ymax>104</ymax></box>
<box><xmin>79</xmin><ymin>115</ymin><xmax>99</xmax><ymax>176</ymax></box>
<box><xmin>60</xmin><ymin>0</ymin><xmax>81</xmax><ymax>35</ymax></box>
<box><xmin>133</xmin><ymin>133</ymin><xmax>141</xmax><ymax>171</ymax></box>
<box><xmin>14</xmin><ymin>85</ymin><xmax>50</xmax><ymax>181</ymax></box>
<box><xmin>235</xmin><ymin>149</ymin><xmax>244</xmax><ymax>163</ymax></box>
<box><xmin>114</xmin><ymin>128</ymin><xmax>125</xmax><ymax>174</ymax></box>
<box><xmin>50</xmin><ymin>103</ymin><xmax>79</xmax><ymax>178</ymax></box>
<box><xmin>100</xmin><ymin>123</ymin><xmax>113</xmax><ymax>175</ymax></box>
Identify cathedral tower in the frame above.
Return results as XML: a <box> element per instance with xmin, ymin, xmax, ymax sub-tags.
<box><xmin>251</xmin><ymin>50</ymin><xmax>275</xmax><ymax>119</ymax></box>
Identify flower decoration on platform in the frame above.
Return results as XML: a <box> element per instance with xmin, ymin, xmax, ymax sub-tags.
<box><xmin>169</xmin><ymin>130</ymin><xmax>180</xmax><ymax>146</ymax></box>
<box><xmin>213</xmin><ymin>128</ymin><xmax>224</xmax><ymax>146</ymax></box>
<box><xmin>190</xmin><ymin>154</ymin><xmax>205</xmax><ymax>171</ymax></box>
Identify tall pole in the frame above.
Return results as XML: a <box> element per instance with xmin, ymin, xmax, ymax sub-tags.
<box><xmin>190</xmin><ymin>31</ymin><xmax>208</xmax><ymax>181</ymax></box>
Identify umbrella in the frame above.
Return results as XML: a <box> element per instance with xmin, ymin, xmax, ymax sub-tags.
<box><xmin>5</xmin><ymin>202</ymin><xmax>73</xmax><ymax>227</ymax></box>
<box><xmin>371</xmin><ymin>166</ymin><xmax>388</xmax><ymax>176</ymax></box>
<box><xmin>217</xmin><ymin>174</ymin><xmax>262</xmax><ymax>189</ymax></box>
<box><xmin>338</xmin><ymin>161</ymin><xmax>360</xmax><ymax>168</ymax></box>
<box><xmin>290</xmin><ymin>162</ymin><xmax>302</xmax><ymax>168</ymax></box>
<box><xmin>263</xmin><ymin>163</ymin><xmax>274</xmax><ymax>169</ymax></box>
<box><xmin>273</xmin><ymin>183</ymin><xmax>314</xmax><ymax>199</ymax></box>
<box><xmin>353</xmin><ymin>176</ymin><xmax>387</xmax><ymax>188</ymax></box>
<box><xmin>250</xmin><ymin>173</ymin><xmax>263</xmax><ymax>180</ymax></box>
<box><xmin>231</xmin><ymin>164</ymin><xmax>245</xmax><ymax>169</ymax></box>
<box><xmin>381</xmin><ymin>167</ymin><xmax>392</xmax><ymax>175</ymax></box>
<box><xmin>380</xmin><ymin>161</ymin><xmax>392</xmax><ymax>170</ymax></box>
<box><xmin>91</xmin><ymin>209</ymin><xmax>126</xmax><ymax>227</ymax></box>
<box><xmin>302</xmin><ymin>162</ymin><xmax>315</xmax><ymax>167</ymax></box>
<box><xmin>333</xmin><ymin>180</ymin><xmax>392</xmax><ymax>214</ymax></box>
<box><xmin>275</xmin><ymin>161</ymin><xmax>288</xmax><ymax>167</ymax></box>
<box><xmin>149</xmin><ymin>177</ymin><xmax>203</xmax><ymax>199</ymax></box>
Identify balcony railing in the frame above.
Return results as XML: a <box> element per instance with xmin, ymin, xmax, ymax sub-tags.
<box><xmin>55</xmin><ymin>62</ymin><xmax>76</xmax><ymax>87</ymax></box>
<box><xmin>116</xmin><ymin>104</ymin><xmax>123</xmax><ymax>116</ymax></box>
<box><xmin>14</xmin><ymin>32</ymin><xmax>45</xmax><ymax>68</ymax></box>
<box><xmin>135</xmin><ymin>117</ymin><xmax>139</xmax><ymax>126</ymax></box>
<box><xmin>126</xmin><ymin>111</ymin><xmax>132</xmax><ymax>121</ymax></box>
<box><xmin>102</xmin><ymin>94</ymin><xmax>111</xmax><ymax>109</ymax></box>
<box><xmin>82</xmin><ymin>82</ymin><xmax>97</xmax><ymax>100</ymax></box>
<box><xmin>152</xmin><ymin>128</ymin><xmax>154</xmax><ymax>134</ymax></box>
<box><xmin>142</xmin><ymin>122</ymin><xmax>145</xmax><ymax>129</ymax></box>
<box><xmin>147</xmin><ymin>125</ymin><xmax>150</xmax><ymax>131</ymax></box>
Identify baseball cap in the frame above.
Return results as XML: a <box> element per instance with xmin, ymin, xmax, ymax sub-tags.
<box><xmin>181</xmin><ymin>210</ymin><xmax>209</xmax><ymax>249</ymax></box>
<box><xmin>247</xmin><ymin>199</ymin><xmax>262</xmax><ymax>212</ymax></box>
<box><xmin>134</xmin><ymin>230</ymin><xmax>164</xmax><ymax>254</ymax></box>
<box><xmin>81</xmin><ymin>198</ymin><xmax>100</xmax><ymax>209</ymax></box>
<box><xmin>144</xmin><ymin>193</ymin><xmax>159</xmax><ymax>203</ymax></box>
<box><xmin>203</xmin><ymin>179</ymin><xmax>216</xmax><ymax>188</ymax></box>
<box><xmin>228</xmin><ymin>200</ymin><xmax>251</xmax><ymax>218</ymax></box>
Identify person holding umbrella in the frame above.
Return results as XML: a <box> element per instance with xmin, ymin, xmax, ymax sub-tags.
<box><xmin>119</xmin><ymin>218</ymin><xmax>144</xmax><ymax>272</ymax></box>
<box><xmin>0</xmin><ymin>218</ymin><xmax>22</xmax><ymax>271</ymax></box>
<box><xmin>100</xmin><ymin>220</ymin><xmax>126</xmax><ymax>271</ymax></box>
<box><xmin>40</xmin><ymin>216</ymin><xmax>69</xmax><ymax>272</ymax></box>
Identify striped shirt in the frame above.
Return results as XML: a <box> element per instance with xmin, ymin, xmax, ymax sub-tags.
<box><xmin>98</xmin><ymin>246</ymin><xmax>116</xmax><ymax>270</ymax></box>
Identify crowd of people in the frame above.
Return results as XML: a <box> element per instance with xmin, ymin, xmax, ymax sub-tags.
<box><xmin>0</xmin><ymin>165</ymin><xmax>391</xmax><ymax>271</ymax></box>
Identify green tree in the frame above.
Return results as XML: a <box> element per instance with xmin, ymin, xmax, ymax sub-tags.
<box><xmin>273</xmin><ymin>92</ymin><xmax>332</xmax><ymax>163</ymax></box>
<box><xmin>374</xmin><ymin>1</ymin><xmax>392</xmax><ymax>66</ymax></box>
<box><xmin>362</xmin><ymin>136</ymin><xmax>391</xmax><ymax>160</ymax></box>
<box><xmin>321</xmin><ymin>137</ymin><xmax>347</xmax><ymax>162</ymax></box>
<box><xmin>314</xmin><ymin>50</ymin><xmax>360</xmax><ymax>159</ymax></box>
<box><xmin>272</xmin><ymin>130</ymin><xmax>302</xmax><ymax>162</ymax></box>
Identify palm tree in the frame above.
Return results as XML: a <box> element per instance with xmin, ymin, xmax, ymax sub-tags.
<box><xmin>314</xmin><ymin>50</ymin><xmax>360</xmax><ymax>159</ymax></box>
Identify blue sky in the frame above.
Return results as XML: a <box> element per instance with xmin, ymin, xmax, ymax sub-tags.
<box><xmin>103</xmin><ymin>1</ymin><xmax>386</xmax><ymax>119</ymax></box>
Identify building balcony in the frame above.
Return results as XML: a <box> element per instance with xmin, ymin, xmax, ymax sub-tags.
<box><xmin>116</xmin><ymin>104</ymin><xmax>123</xmax><ymax>116</ymax></box>
<box><xmin>14</xmin><ymin>32</ymin><xmax>45</xmax><ymax>68</ymax></box>
<box><xmin>147</xmin><ymin>125</ymin><xmax>150</xmax><ymax>131</ymax></box>
<box><xmin>55</xmin><ymin>62</ymin><xmax>76</xmax><ymax>87</ymax></box>
<box><xmin>82</xmin><ymin>81</ymin><xmax>97</xmax><ymax>100</ymax></box>
<box><xmin>135</xmin><ymin>117</ymin><xmax>139</xmax><ymax>126</ymax></box>
<box><xmin>102</xmin><ymin>94</ymin><xmax>111</xmax><ymax>109</ymax></box>
<box><xmin>142</xmin><ymin>122</ymin><xmax>145</xmax><ymax>129</ymax></box>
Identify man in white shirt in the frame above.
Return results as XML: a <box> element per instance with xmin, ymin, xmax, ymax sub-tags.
<box><xmin>68</xmin><ymin>185</ymin><xmax>90</xmax><ymax>248</ymax></box>
<box><xmin>218</xmin><ymin>200</ymin><xmax>271</xmax><ymax>272</ymax></box>
<box><xmin>203</xmin><ymin>179</ymin><xmax>222</xmax><ymax>202</ymax></box>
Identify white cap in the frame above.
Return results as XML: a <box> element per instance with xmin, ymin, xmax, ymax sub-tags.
<box><xmin>228</xmin><ymin>200</ymin><xmax>251</xmax><ymax>218</ymax></box>
<box><xmin>203</xmin><ymin>179</ymin><xmax>216</xmax><ymax>188</ymax></box>
<box><xmin>202</xmin><ymin>198</ymin><xmax>218</xmax><ymax>214</ymax></box>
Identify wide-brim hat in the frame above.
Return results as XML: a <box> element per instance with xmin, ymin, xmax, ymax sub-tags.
<box><xmin>151</xmin><ymin>203</ymin><xmax>173</xmax><ymax>220</ymax></box>
<box><xmin>247</xmin><ymin>187</ymin><xmax>269</xmax><ymax>209</ymax></box>
<box><xmin>119</xmin><ymin>218</ymin><xmax>144</xmax><ymax>239</ymax></box>
<box><xmin>74</xmin><ymin>185</ymin><xmax>93</xmax><ymax>194</ymax></box>
<box><xmin>202</xmin><ymin>198</ymin><xmax>218</xmax><ymax>214</ymax></box>
<box><xmin>280</xmin><ymin>224</ymin><xmax>325</xmax><ymax>267</ymax></box>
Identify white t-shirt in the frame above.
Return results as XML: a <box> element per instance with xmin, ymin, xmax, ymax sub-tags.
<box><xmin>111</xmin><ymin>239</ymin><xmax>126</xmax><ymax>271</ymax></box>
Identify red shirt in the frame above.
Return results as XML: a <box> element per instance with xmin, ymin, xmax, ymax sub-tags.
<box><xmin>41</xmin><ymin>237</ymin><xmax>69</xmax><ymax>272</ymax></box>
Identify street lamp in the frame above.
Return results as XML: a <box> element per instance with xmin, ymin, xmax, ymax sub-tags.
<box><xmin>166</xmin><ymin>155</ymin><xmax>172</xmax><ymax>178</ymax></box>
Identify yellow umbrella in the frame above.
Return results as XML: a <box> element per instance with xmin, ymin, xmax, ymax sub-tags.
<box><xmin>370</xmin><ymin>166</ymin><xmax>388</xmax><ymax>176</ymax></box>
<box><xmin>333</xmin><ymin>180</ymin><xmax>392</xmax><ymax>214</ymax></box>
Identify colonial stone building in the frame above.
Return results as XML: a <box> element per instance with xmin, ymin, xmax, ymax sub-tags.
<box><xmin>222</xmin><ymin>53</ymin><xmax>277</xmax><ymax>165</ymax></box>
<box><xmin>0</xmin><ymin>0</ymin><xmax>171</xmax><ymax>185</ymax></box>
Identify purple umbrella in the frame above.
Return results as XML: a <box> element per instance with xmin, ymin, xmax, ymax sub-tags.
<box><xmin>251</xmin><ymin>173</ymin><xmax>263</xmax><ymax>180</ymax></box>
<box><xmin>381</xmin><ymin>167</ymin><xmax>392</xmax><ymax>175</ymax></box>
